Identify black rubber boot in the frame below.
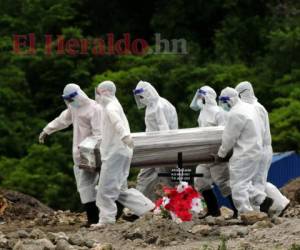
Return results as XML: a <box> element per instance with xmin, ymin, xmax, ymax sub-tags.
<box><xmin>83</xmin><ymin>201</ymin><xmax>99</xmax><ymax>227</ymax></box>
<box><xmin>116</xmin><ymin>200</ymin><xmax>124</xmax><ymax>220</ymax></box>
<box><xmin>227</xmin><ymin>195</ymin><xmax>238</xmax><ymax>218</ymax></box>
<box><xmin>122</xmin><ymin>214</ymin><xmax>139</xmax><ymax>222</ymax></box>
<box><xmin>201</xmin><ymin>189</ymin><xmax>221</xmax><ymax>218</ymax></box>
<box><xmin>117</xmin><ymin>200</ymin><xmax>139</xmax><ymax>222</ymax></box>
<box><xmin>278</xmin><ymin>202</ymin><xmax>290</xmax><ymax>217</ymax></box>
<box><xmin>260</xmin><ymin>197</ymin><xmax>274</xmax><ymax>214</ymax></box>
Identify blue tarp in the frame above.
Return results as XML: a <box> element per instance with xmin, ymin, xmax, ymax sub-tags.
<box><xmin>214</xmin><ymin>151</ymin><xmax>300</xmax><ymax>208</ymax></box>
<box><xmin>272</xmin><ymin>151</ymin><xmax>295</xmax><ymax>164</ymax></box>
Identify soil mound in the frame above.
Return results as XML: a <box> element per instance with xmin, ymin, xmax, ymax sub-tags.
<box><xmin>281</xmin><ymin>177</ymin><xmax>300</xmax><ymax>205</ymax></box>
<box><xmin>0</xmin><ymin>189</ymin><xmax>53</xmax><ymax>222</ymax></box>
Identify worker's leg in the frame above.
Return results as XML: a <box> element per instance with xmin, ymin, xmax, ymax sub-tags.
<box><xmin>249</xmin><ymin>149</ymin><xmax>275</xmax><ymax>214</ymax></box>
<box><xmin>266</xmin><ymin>182</ymin><xmax>290</xmax><ymax>216</ymax></box>
<box><xmin>210</xmin><ymin>163</ymin><xmax>238</xmax><ymax>217</ymax></box>
<box><xmin>73</xmin><ymin>165</ymin><xmax>99</xmax><ymax>204</ymax></box>
<box><xmin>254</xmin><ymin>146</ymin><xmax>290</xmax><ymax>215</ymax></box>
<box><xmin>251</xmin><ymin>146</ymin><xmax>272</xmax><ymax>196</ymax></box>
<box><xmin>210</xmin><ymin>163</ymin><xmax>231</xmax><ymax>197</ymax></box>
<box><xmin>118</xmin><ymin>188</ymin><xmax>155</xmax><ymax>216</ymax></box>
<box><xmin>96</xmin><ymin>154</ymin><xmax>129</xmax><ymax>224</ymax></box>
<box><xmin>195</xmin><ymin>165</ymin><xmax>220</xmax><ymax>217</ymax></box>
<box><xmin>73</xmin><ymin>165</ymin><xmax>99</xmax><ymax>225</ymax></box>
<box><xmin>194</xmin><ymin>164</ymin><xmax>213</xmax><ymax>192</ymax></box>
<box><xmin>136</xmin><ymin>167</ymin><xmax>159</xmax><ymax>201</ymax></box>
<box><xmin>118</xmin><ymin>164</ymin><xmax>155</xmax><ymax>217</ymax></box>
<box><xmin>230</xmin><ymin>158</ymin><xmax>257</xmax><ymax>214</ymax></box>
<box><xmin>247</xmin><ymin>156</ymin><xmax>268</xmax><ymax>208</ymax></box>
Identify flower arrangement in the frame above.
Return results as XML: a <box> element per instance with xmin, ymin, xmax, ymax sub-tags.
<box><xmin>154</xmin><ymin>182</ymin><xmax>205</xmax><ymax>223</ymax></box>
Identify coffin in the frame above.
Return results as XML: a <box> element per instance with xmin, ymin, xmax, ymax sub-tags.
<box><xmin>79</xmin><ymin>127</ymin><xmax>224</xmax><ymax>170</ymax></box>
<box><xmin>131</xmin><ymin>126</ymin><xmax>224</xmax><ymax>168</ymax></box>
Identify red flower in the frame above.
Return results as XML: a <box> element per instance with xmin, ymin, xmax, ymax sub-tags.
<box><xmin>154</xmin><ymin>183</ymin><xmax>203</xmax><ymax>222</ymax></box>
<box><xmin>176</xmin><ymin>210</ymin><xmax>192</xmax><ymax>221</ymax></box>
<box><xmin>155</xmin><ymin>198</ymin><xmax>163</xmax><ymax>208</ymax></box>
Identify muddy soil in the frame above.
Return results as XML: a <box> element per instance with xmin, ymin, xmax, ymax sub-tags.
<box><xmin>0</xmin><ymin>178</ymin><xmax>299</xmax><ymax>249</ymax></box>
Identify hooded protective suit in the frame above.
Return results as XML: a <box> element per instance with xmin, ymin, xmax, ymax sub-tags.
<box><xmin>133</xmin><ymin>81</ymin><xmax>178</xmax><ymax>201</ymax></box>
<box><xmin>235</xmin><ymin>81</ymin><xmax>289</xmax><ymax>213</ymax></box>
<box><xmin>95</xmin><ymin>81</ymin><xmax>154</xmax><ymax>225</ymax></box>
<box><xmin>218</xmin><ymin>87</ymin><xmax>267</xmax><ymax>213</ymax></box>
<box><xmin>41</xmin><ymin>83</ymin><xmax>101</xmax><ymax>204</ymax></box>
<box><xmin>190</xmin><ymin>86</ymin><xmax>231</xmax><ymax>197</ymax></box>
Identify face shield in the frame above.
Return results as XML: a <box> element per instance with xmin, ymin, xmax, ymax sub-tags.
<box><xmin>218</xmin><ymin>96</ymin><xmax>231</xmax><ymax>112</ymax></box>
<box><xmin>190</xmin><ymin>89</ymin><xmax>206</xmax><ymax>111</ymax></box>
<box><xmin>133</xmin><ymin>88</ymin><xmax>147</xmax><ymax>109</ymax></box>
<box><xmin>62</xmin><ymin>91</ymin><xmax>80</xmax><ymax>108</ymax></box>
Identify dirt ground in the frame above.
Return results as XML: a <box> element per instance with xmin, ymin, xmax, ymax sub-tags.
<box><xmin>0</xmin><ymin>178</ymin><xmax>299</xmax><ymax>250</ymax></box>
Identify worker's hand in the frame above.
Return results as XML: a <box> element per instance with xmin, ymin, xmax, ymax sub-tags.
<box><xmin>211</xmin><ymin>153</ymin><xmax>226</xmax><ymax>163</ymax></box>
<box><xmin>39</xmin><ymin>131</ymin><xmax>48</xmax><ymax>144</ymax></box>
<box><xmin>122</xmin><ymin>135</ymin><xmax>134</xmax><ymax>149</ymax></box>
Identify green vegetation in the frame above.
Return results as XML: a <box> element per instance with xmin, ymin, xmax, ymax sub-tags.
<box><xmin>289</xmin><ymin>244</ymin><xmax>300</xmax><ymax>250</ymax></box>
<box><xmin>218</xmin><ymin>237</ymin><xmax>227</xmax><ymax>250</ymax></box>
<box><xmin>0</xmin><ymin>0</ymin><xmax>299</xmax><ymax>210</ymax></box>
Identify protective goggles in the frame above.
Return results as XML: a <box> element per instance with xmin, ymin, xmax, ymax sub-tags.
<box><xmin>219</xmin><ymin>96</ymin><xmax>230</xmax><ymax>103</ymax></box>
<box><xmin>133</xmin><ymin>88</ymin><xmax>144</xmax><ymax>95</ymax></box>
<box><xmin>62</xmin><ymin>91</ymin><xmax>78</xmax><ymax>102</ymax></box>
<box><xmin>197</xmin><ymin>89</ymin><xmax>207</xmax><ymax>97</ymax></box>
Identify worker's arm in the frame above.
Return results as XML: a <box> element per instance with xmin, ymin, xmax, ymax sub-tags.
<box><xmin>90</xmin><ymin>105</ymin><xmax>102</xmax><ymax>137</ymax></box>
<box><xmin>261</xmin><ymin>106</ymin><xmax>272</xmax><ymax>146</ymax></box>
<box><xmin>43</xmin><ymin>109</ymin><xmax>72</xmax><ymax>135</ymax></box>
<box><xmin>107</xmin><ymin>106</ymin><xmax>129</xmax><ymax>139</ymax></box>
<box><xmin>155</xmin><ymin>107</ymin><xmax>169</xmax><ymax>131</ymax></box>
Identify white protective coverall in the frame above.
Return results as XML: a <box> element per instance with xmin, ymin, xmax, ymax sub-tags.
<box><xmin>235</xmin><ymin>81</ymin><xmax>290</xmax><ymax>213</ymax></box>
<box><xmin>190</xmin><ymin>86</ymin><xmax>231</xmax><ymax>197</ymax></box>
<box><xmin>218</xmin><ymin>87</ymin><xmax>267</xmax><ymax>213</ymax></box>
<box><xmin>133</xmin><ymin>81</ymin><xmax>178</xmax><ymax>201</ymax></box>
<box><xmin>95</xmin><ymin>80</ymin><xmax>154</xmax><ymax>225</ymax></box>
<box><xmin>42</xmin><ymin>83</ymin><xmax>101</xmax><ymax>204</ymax></box>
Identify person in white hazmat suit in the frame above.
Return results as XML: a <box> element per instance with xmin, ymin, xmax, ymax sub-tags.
<box><xmin>190</xmin><ymin>86</ymin><xmax>238</xmax><ymax>218</ymax></box>
<box><xmin>217</xmin><ymin>87</ymin><xmax>274</xmax><ymax>214</ymax></box>
<box><xmin>133</xmin><ymin>80</ymin><xmax>178</xmax><ymax>201</ymax></box>
<box><xmin>92</xmin><ymin>80</ymin><xmax>154</xmax><ymax>228</ymax></box>
<box><xmin>39</xmin><ymin>83</ymin><xmax>101</xmax><ymax>226</ymax></box>
<box><xmin>235</xmin><ymin>81</ymin><xmax>290</xmax><ymax>216</ymax></box>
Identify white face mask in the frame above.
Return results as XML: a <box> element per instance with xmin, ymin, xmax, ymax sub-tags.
<box><xmin>99</xmin><ymin>95</ymin><xmax>112</xmax><ymax>105</ymax></box>
<box><xmin>68</xmin><ymin>99</ymin><xmax>80</xmax><ymax>108</ymax></box>
<box><xmin>95</xmin><ymin>88</ymin><xmax>112</xmax><ymax>105</ymax></box>
<box><xmin>139</xmin><ymin>95</ymin><xmax>149</xmax><ymax>105</ymax></box>
<box><xmin>220</xmin><ymin>102</ymin><xmax>231</xmax><ymax>112</ymax></box>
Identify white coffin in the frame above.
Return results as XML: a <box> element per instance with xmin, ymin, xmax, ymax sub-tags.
<box><xmin>79</xmin><ymin>127</ymin><xmax>224</xmax><ymax>171</ymax></box>
<box><xmin>131</xmin><ymin>127</ymin><xmax>224</xmax><ymax>168</ymax></box>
